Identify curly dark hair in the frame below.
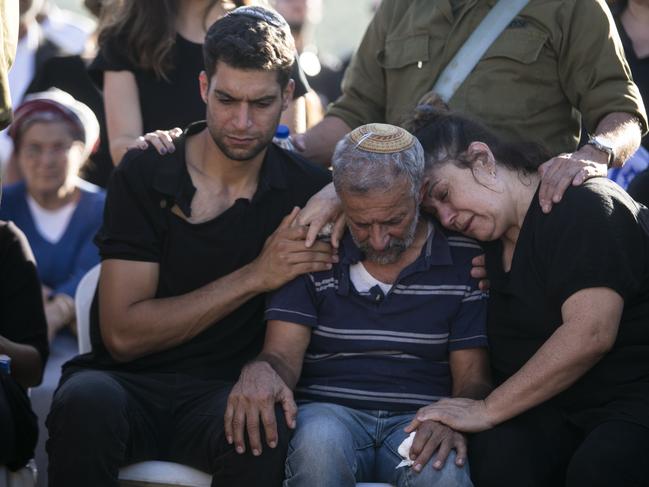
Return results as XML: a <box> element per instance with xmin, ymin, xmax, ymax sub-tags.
<box><xmin>203</xmin><ymin>6</ymin><xmax>295</xmax><ymax>88</ymax></box>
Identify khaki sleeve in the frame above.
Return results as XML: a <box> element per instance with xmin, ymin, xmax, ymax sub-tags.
<box><xmin>326</xmin><ymin>0</ymin><xmax>394</xmax><ymax>129</ymax></box>
<box><xmin>0</xmin><ymin>0</ymin><xmax>18</xmax><ymax>130</ymax></box>
<box><xmin>557</xmin><ymin>0</ymin><xmax>647</xmax><ymax>135</ymax></box>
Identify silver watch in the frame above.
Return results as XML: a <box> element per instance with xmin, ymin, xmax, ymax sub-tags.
<box><xmin>586</xmin><ymin>136</ymin><xmax>615</xmax><ymax>168</ymax></box>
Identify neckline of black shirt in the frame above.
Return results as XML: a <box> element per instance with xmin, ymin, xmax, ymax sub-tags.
<box><xmin>151</xmin><ymin>120</ymin><xmax>290</xmax><ymax>218</ymax></box>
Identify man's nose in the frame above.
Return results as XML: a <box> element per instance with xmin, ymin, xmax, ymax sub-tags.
<box><xmin>233</xmin><ymin>103</ymin><xmax>252</xmax><ymax>130</ymax></box>
<box><xmin>368</xmin><ymin>225</ymin><xmax>389</xmax><ymax>251</ymax></box>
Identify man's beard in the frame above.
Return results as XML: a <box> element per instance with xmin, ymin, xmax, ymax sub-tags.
<box><xmin>353</xmin><ymin>212</ymin><xmax>420</xmax><ymax>265</ymax></box>
<box><xmin>206</xmin><ymin>108</ymin><xmax>281</xmax><ymax>162</ymax></box>
<box><xmin>216</xmin><ymin>137</ymin><xmax>268</xmax><ymax>161</ymax></box>
<box><xmin>209</xmin><ymin>129</ymin><xmax>270</xmax><ymax>162</ymax></box>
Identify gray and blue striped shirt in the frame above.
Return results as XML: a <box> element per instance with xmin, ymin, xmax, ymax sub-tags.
<box><xmin>265</xmin><ymin>218</ymin><xmax>488</xmax><ymax>411</ymax></box>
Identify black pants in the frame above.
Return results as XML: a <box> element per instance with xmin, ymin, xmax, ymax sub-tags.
<box><xmin>0</xmin><ymin>385</ymin><xmax>16</xmax><ymax>464</ymax></box>
<box><xmin>46</xmin><ymin>368</ymin><xmax>289</xmax><ymax>487</ymax></box>
<box><xmin>469</xmin><ymin>403</ymin><xmax>649</xmax><ymax>487</ymax></box>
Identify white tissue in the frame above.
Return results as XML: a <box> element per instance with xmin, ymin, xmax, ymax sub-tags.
<box><xmin>396</xmin><ymin>431</ymin><xmax>416</xmax><ymax>469</ymax></box>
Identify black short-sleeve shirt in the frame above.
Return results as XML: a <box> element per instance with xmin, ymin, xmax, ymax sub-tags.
<box><xmin>89</xmin><ymin>34</ymin><xmax>309</xmax><ymax>134</ymax></box>
<box><xmin>484</xmin><ymin>179</ymin><xmax>649</xmax><ymax>429</ymax></box>
<box><xmin>66</xmin><ymin>122</ymin><xmax>330</xmax><ymax>380</ymax></box>
<box><xmin>0</xmin><ymin>222</ymin><xmax>49</xmax><ymax>367</ymax></box>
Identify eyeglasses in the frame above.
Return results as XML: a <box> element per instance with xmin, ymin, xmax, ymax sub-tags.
<box><xmin>226</xmin><ymin>6</ymin><xmax>288</xmax><ymax>29</ymax></box>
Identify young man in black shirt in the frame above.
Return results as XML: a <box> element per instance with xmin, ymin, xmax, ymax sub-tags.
<box><xmin>46</xmin><ymin>7</ymin><xmax>333</xmax><ymax>487</ymax></box>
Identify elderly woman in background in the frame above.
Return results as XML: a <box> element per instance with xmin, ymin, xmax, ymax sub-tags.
<box><xmin>404</xmin><ymin>106</ymin><xmax>649</xmax><ymax>487</ymax></box>
<box><xmin>0</xmin><ymin>89</ymin><xmax>105</xmax><ymax>341</ymax></box>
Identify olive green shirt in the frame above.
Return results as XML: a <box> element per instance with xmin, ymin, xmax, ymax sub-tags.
<box><xmin>328</xmin><ymin>0</ymin><xmax>648</xmax><ymax>155</ymax></box>
<box><xmin>0</xmin><ymin>0</ymin><xmax>18</xmax><ymax>130</ymax></box>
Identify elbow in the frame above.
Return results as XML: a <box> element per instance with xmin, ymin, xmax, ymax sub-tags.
<box><xmin>100</xmin><ymin>322</ymin><xmax>140</xmax><ymax>363</ymax></box>
<box><xmin>583</xmin><ymin>327</ymin><xmax>616</xmax><ymax>362</ymax></box>
<box><xmin>104</xmin><ymin>337</ymin><xmax>138</xmax><ymax>363</ymax></box>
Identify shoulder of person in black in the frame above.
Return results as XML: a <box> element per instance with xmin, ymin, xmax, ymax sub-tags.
<box><xmin>106</xmin><ymin>121</ymin><xmax>329</xmax><ymax>229</ymax></box>
<box><xmin>487</xmin><ymin>179</ymin><xmax>647</xmax><ymax>292</ymax></box>
<box><xmin>99</xmin><ymin>120</ymin><xmax>331</xmax><ymax>301</ymax></box>
<box><xmin>485</xmin><ymin>179</ymin><xmax>649</xmax><ymax>380</ymax></box>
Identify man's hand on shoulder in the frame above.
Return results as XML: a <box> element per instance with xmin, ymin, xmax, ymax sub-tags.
<box><xmin>224</xmin><ymin>360</ymin><xmax>297</xmax><ymax>457</ymax></box>
<box><xmin>251</xmin><ymin>207</ymin><xmax>338</xmax><ymax>292</ymax></box>
<box><xmin>403</xmin><ymin>419</ymin><xmax>467</xmax><ymax>473</ymax></box>
<box><xmin>296</xmin><ymin>183</ymin><xmax>346</xmax><ymax>249</ymax></box>
<box><xmin>127</xmin><ymin>128</ymin><xmax>183</xmax><ymax>154</ymax></box>
<box><xmin>537</xmin><ymin>146</ymin><xmax>608</xmax><ymax>214</ymax></box>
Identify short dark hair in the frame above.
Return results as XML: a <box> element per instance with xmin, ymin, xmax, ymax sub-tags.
<box><xmin>203</xmin><ymin>6</ymin><xmax>295</xmax><ymax>88</ymax></box>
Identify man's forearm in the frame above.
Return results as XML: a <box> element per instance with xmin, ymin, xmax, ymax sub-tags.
<box><xmin>450</xmin><ymin>349</ymin><xmax>492</xmax><ymax>399</ymax></box>
<box><xmin>590</xmin><ymin>112</ymin><xmax>643</xmax><ymax>168</ymax></box>
<box><xmin>255</xmin><ymin>351</ymin><xmax>301</xmax><ymax>390</ymax></box>
<box><xmin>300</xmin><ymin>116</ymin><xmax>351</xmax><ymax>166</ymax></box>
<box><xmin>454</xmin><ymin>380</ymin><xmax>493</xmax><ymax>400</ymax></box>
<box><xmin>100</xmin><ymin>261</ymin><xmax>264</xmax><ymax>362</ymax></box>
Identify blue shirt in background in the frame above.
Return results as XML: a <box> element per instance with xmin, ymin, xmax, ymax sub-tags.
<box><xmin>0</xmin><ymin>180</ymin><xmax>105</xmax><ymax>298</ymax></box>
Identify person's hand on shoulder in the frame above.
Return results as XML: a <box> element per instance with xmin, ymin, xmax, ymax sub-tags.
<box><xmin>537</xmin><ymin>144</ymin><xmax>609</xmax><ymax>213</ymax></box>
<box><xmin>470</xmin><ymin>254</ymin><xmax>489</xmax><ymax>291</ymax></box>
<box><xmin>251</xmin><ymin>207</ymin><xmax>338</xmax><ymax>292</ymax></box>
<box><xmin>296</xmin><ymin>183</ymin><xmax>346</xmax><ymax>249</ymax></box>
<box><xmin>127</xmin><ymin>127</ymin><xmax>183</xmax><ymax>155</ymax></box>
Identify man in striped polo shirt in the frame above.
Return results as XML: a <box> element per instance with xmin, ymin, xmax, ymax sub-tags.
<box><xmin>225</xmin><ymin>124</ymin><xmax>491</xmax><ymax>486</ymax></box>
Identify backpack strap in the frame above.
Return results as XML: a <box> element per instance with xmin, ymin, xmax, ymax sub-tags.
<box><xmin>432</xmin><ymin>0</ymin><xmax>530</xmax><ymax>102</ymax></box>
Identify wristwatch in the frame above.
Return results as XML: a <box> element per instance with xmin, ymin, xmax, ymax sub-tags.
<box><xmin>586</xmin><ymin>135</ymin><xmax>615</xmax><ymax>168</ymax></box>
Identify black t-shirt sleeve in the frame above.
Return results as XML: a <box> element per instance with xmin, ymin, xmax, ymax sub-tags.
<box><xmin>536</xmin><ymin>181</ymin><xmax>647</xmax><ymax>306</ymax></box>
<box><xmin>88</xmin><ymin>34</ymin><xmax>136</xmax><ymax>88</ymax></box>
<box><xmin>0</xmin><ymin>222</ymin><xmax>49</xmax><ymax>366</ymax></box>
<box><xmin>94</xmin><ymin>150</ymin><xmax>166</xmax><ymax>262</ymax></box>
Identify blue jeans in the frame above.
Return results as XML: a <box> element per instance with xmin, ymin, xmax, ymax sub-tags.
<box><xmin>284</xmin><ymin>402</ymin><xmax>473</xmax><ymax>487</ymax></box>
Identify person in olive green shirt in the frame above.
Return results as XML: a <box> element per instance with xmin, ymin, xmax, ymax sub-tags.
<box><xmin>296</xmin><ymin>0</ymin><xmax>647</xmax><ymax>214</ymax></box>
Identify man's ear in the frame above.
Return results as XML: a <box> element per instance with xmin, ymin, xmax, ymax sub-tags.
<box><xmin>467</xmin><ymin>141</ymin><xmax>498</xmax><ymax>186</ymax></box>
<box><xmin>282</xmin><ymin>79</ymin><xmax>295</xmax><ymax>111</ymax></box>
<box><xmin>199</xmin><ymin>71</ymin><xmax>209</xmax><ymax>103</ymax></box>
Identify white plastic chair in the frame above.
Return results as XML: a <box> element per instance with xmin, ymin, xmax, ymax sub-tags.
<box><xmin>75</xmin><ymin>265</ymin><xmax>393</xmax><ymax>487</ymax></box>
<box><xmin>75</xmin><ymin>264</ymin><xmax>212</xmax><ymax>487</ymax></box>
